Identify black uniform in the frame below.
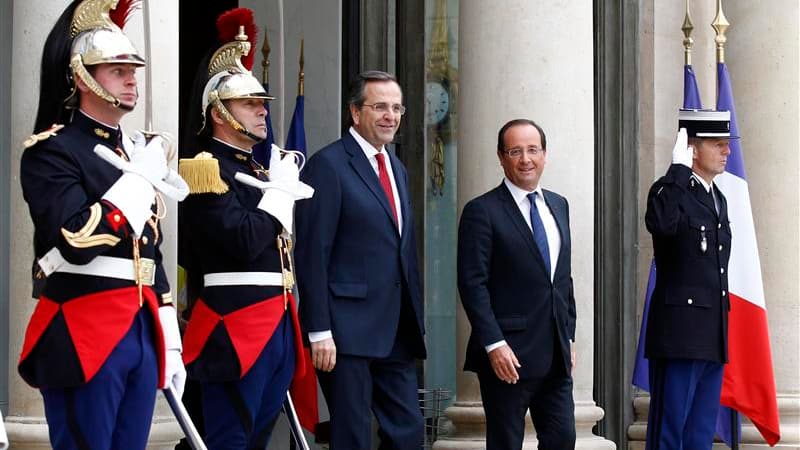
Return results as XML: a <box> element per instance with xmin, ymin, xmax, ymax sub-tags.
<box><xmin>19</xmin><ymin>111</ymin><xmax>172</xmax><ymax>388</ymax></box>
<box><xmin>645</xmin><ymin>163</ymin><xmax>731</xmax><ymax>362</ymax></box>
<box><xmin>180</xmin><ymin>138</ymin><xmax>306</xmax><ymax>448</ymax></box>
<box><xmin>644</xmin><ymin>162</ymin><xmax>732</xmax><ymax>450</ymax></box>
<box><xmin>19</xmin><ymin>111</ymin><xmax>172</xmax><ymax>449</ymax></box>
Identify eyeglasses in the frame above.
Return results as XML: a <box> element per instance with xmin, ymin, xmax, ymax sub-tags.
<box><xmin>503</xmin><ymin>147</ymin><xmax>545</xmax><ymax>159</ymax></box>
<box><xmin>361</xmin><ymin>103</ymin><xmax>407</xmax><ymax>115</ymax></box>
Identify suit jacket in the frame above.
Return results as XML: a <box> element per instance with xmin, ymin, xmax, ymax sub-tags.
<box><xmin>645</xmin><ymin>164</ymin><xmax>731</xmax><ymax>363</ymax></box>
<box><xmin>458</xmin><ymin>182</ymin><xmax>576</xmax><ymax>380</ymax></box>
<box><xmin>295</xmin><ymin>133</ymin><xmax>426</xmax><ymax>359</ymax></box>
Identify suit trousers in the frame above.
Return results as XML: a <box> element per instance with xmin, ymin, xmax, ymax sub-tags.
<box><xmin>318</xmin><ymin>333</ymin><xmax>423</xmax><ymax>450</ymax></box>
<box><xmin>477</xmin><ymin>340</ymin><xmax>575</xmax><ymax>450</ymax></box>
<box><xmin>41</xmin><ymin>310</ymin><xmax>158</xmax><ymax>450</ymax></box>
<box><xmin>646</xmin><ymin>358</ymin><xmax>724</xmax><ymax>450</ymax></box>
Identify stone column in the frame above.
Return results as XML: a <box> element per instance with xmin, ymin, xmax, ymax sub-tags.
<box><xmin>6</xmin><ymin>1</ymin><xmax>181</xmax><ymax>448</ymax></box>
<box><xmin>435</xmin><ymin>1</ymin><xmax>613</xmax><ymax>448</ymax></box>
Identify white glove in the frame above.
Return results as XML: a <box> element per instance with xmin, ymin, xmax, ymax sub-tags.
<box><xmin>101</xmin><ymin>172</ymin><xmax>156</xmax><ymax>235</ymax></box>
<box><xmin>268</xmin><ymin>144</ymin><xmax>301</xmax><ymax>183</ymax></box>
<box><xmin>159</xmin><ymin>305</ymin><xmax>186</xmax><ymax>398</ymax></box>
<box><xmin>0</xmin><ymin>409</ymin><xmax>8</xmax><ymax>450</ymax></box>
<box><xmin>94</xmin><ymin>132</ymin><xmax>189</xmax><ymax>202</ymax></box>
<box><xmin>671</xmin><ymin>128</ymin><xmax>693</xmax><ymax>168</ymax></box>
<box><xmin>235</xmin><ymin>145</ymin><xmax>314</xmax><ymax>232</ymax></box>
<box><xmin>129</xmin><ymin>132</ymin><xmax>169</xmax><ymax>184</ymax></box>
<box><xmin>258</xmin><ymin>187</ymin><xmax>297</xmax><ymax>232</ymax></box>
<box><xmin>161</xmin><ymin>169</ymin><xmax>190</xmax><ymax>202</ymax></box>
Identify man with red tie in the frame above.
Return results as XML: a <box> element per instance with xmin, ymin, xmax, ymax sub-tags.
<box><xmin>295</xmin><ymin>71</ymin><xmax>427</xmax><ymax>450</ymax></box>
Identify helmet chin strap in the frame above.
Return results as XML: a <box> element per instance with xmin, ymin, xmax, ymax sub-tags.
<box><xmin>71</xmin><ymin>56</ymin><xmax>137</xmax><ymax>112</ymax></box>
<box><xmin>212</xmin><ymin>101</ymin><xmax>264</xmax><ymax>143</ymax></box>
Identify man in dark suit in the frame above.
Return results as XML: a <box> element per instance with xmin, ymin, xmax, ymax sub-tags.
<box><xmin>458</xmin><ymin>119</ymin><xmax>577</xmax><ymax>450</ymax></box>
<box><xmin>644</xmin><ymin>110</ymin><xmax>733</xmax><ymax>450</ymax></box>
<box><xmin>295</xmin><ymin>71</ymin><xmax>426</xmax><ymax>450</ymax></box>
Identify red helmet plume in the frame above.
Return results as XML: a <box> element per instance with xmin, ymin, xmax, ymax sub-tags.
<box><xmin>216</xmin><ymin>8</ymin><xmax>258</xmax><ymax>71</ymax></box>
<box><xmin>109</xmin><ymin>0</ymin><xmax>142</xmax><ymax>29</ymax></box>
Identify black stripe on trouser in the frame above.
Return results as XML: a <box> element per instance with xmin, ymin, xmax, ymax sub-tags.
<box><xmin>65</xmin><ymin>389</ymin><xmax>92</xmax><ymax>450</ymax></box>
<box><xmin>647</xmin><ymin>361</ymin><xmax>666</xmax><ymax>450</ymax></box>
<box><xmin>223</xmin><ymin>383</ymin><xmax>254</xmax><ymax>437</ymax></box>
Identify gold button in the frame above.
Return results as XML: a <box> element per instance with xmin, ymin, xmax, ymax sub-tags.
<box><xmin>687</xmin><ymin>298</ymin><xmax>693</xmax><ymax>305</ymax></box>
<box><xmin>720</xmin><ymin>267</ymin><xmax>725</xmax><ymax>274</ymax></box>
<box><xmin>719</xmin><ymin>244</ymin><xmax>723</xmax><ymax>251</ymax></box>
<box><xmin>141</xmin><ymin>236</ymin><xmax>149</xmax><ymax>245</ymax></box>
<box><xmin>722</xmin><ymin>290</ymin><xmax>727</xmax><ymax>296</ymax></box>
<box><xmin>113</xmin><ymin>214</ymin><xmax>121</xmax><ymax>222</ymax></box>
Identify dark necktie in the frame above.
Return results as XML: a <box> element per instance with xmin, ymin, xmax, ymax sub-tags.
<box><xmin>375</xmin><ymin>153</ymin><xmax>399</xmax><ymax>226</ymax></box>
<box><xmin>527</xmin><ymin>192</ymin><xmax>551</xmax><ymax>277</ymax></box>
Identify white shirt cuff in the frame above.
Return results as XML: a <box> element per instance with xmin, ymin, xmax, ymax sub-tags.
<box><xmin>485</xmin><ymin>340</ymin><xmax>507</xmax><ymax>353</ymax></box>
<box><xmin>309</xmin><ymin>330</ymin><xmax>333</xmax><ymax>343</ymax></box>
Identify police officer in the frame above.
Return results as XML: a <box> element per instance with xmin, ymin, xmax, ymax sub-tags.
<box><xmin>178</xmin><ymin>10</ymin><xmax>314</xmax><ymax>449</ymax></box>
<box><xmin>19</xmin><ymin>0</ymin><xmax>187</xmax><ymax>448</ymax></box>
<box><xmin>644</xmin><ymin>109</ymin><xmax>734</xmax><ymax>450</ymax></box>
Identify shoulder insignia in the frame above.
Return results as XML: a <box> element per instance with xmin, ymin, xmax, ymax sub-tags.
<box><xmin>94</xmin><ymin>128</ymin><xmax>111</xmax><ymax>139</ymax></box>
<box><xmin>23</xmin><ymin>124</ymin><xmax>65</xmax><ymax>149</ymax></box>
<box><xmin>179</xmin><ymin>152</ymin><xmax>229</xmax><ymax>194</ymax></box>
<box><xmin>235</xmin><ymin>153</ymin><xmax>248</xmax><ymax>161</ymax></box>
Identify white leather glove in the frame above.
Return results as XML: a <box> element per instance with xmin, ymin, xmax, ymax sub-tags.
<box><xmin>671</xmin><ymin>128</ymin><xmax>693</xmax><ymax>168</ymax></box>
<box><xmin>94</xmin><ymin>132</ymin><xmax>189</xmax><ymax>202</ymax></box>
<box><xmin>235</xmin><ymin>145</ymin><xmax>314</xmax><ymax>232</ymax></box>
<box><xmin>159</xmin><ymin>305</ymin><xmax>186</xmax><ymax>398</ymax></box>
<box><xmin>101</xmin><ymin>172</ymin><xmax>155</xmax><ymax>235</ymax></box>
<box><xmin>162</xmin><ymin>169</ymin><xmax>191</xmax><ymax>201</ymax></box>
<box><xmin>0</xmin><ymin>409</ymin><xmax>8</xmax><ymax>450</ymax></box>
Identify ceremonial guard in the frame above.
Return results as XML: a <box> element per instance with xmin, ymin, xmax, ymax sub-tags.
<box><xmin>18</xmin><ymin>0</ymin><xmax>188</xmax><ymax>448</ymax></box>
<box><xmin>645</xmin><ymin>109</ymin><xmax>734</xmax><ymax>449</ymax></box>
<box><xmin>179</xmin><ymin>8</ymin><xmax>315</xmax><ymax>449</ymax></box>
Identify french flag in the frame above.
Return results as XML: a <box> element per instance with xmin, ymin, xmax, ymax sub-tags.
<box><xmin>714</xmin><ymin>61</ymin><xmax>781</xmax><ymax>446</ymax></box>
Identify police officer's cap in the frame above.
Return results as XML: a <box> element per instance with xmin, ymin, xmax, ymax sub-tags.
<box><xmin>678</xmin><ymin>109</ymin><xmax>739</xmax><ymax>139</ymax></box>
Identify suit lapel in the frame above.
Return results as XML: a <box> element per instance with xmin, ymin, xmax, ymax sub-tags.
<box><xmin>543</xmin><ymin>190</ymin><xmax>568</xmax><ymax>275</ymax></box>
<box><xmin>343</xmin><ymin>134</ymin><xmax>399</xmax><ymax>232</ymax></box>
<box><xmin>497</xmin><ymin>184</ymin><xmax>549</xmax><ymax>275</ymax></box>
<box><xmin>388</xmin><ymin>151</ymin><xmax>410</xmax><ymax>239</ymax></box>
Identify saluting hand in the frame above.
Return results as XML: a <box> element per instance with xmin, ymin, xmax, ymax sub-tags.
<box><xmin>311</xmin><ymin>337</ymin><xmax>337</xmax><ymax>372</ymax></box>
<box><xmin>488</xmin><ymin>344</ymin><xmax>521</xmax><ymax>384</ymax></box>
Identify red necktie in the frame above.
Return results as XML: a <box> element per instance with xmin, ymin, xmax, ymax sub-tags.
<box><xmin>375</xmin><ymin>152</ymin><xmax>398</xmax><ymax>226</ymax></box>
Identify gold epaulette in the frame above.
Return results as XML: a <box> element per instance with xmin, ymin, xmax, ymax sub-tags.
<box><xmin>23</xmin><ymin>124</ymin><xmax>65</xmax><ymax>149</ymax></box>
<box><xmin>178</xmin><ymin>152</ymin><xmax>229</xmax><ymax>194</ymax></box>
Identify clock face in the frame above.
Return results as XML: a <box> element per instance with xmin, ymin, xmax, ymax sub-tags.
<box><xmin>425</xmin><ymin>81</ymin><xmax>450</xmax><ymax>125</ymax></box>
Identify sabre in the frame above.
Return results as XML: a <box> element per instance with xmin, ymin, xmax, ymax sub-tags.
<box><xmin>141</xmin><ymin>0</ymin><xmax>154</xmax><ymax>132</ymax></box>
<box><xmin>162</xmin><ymin>384</ymin><xmax>208</xmax><ymax>450</ymax></box>
<box><xmin>283</xmin><ymin>391</ymin><xmax>311</xmax><ymax>450</ymax></box>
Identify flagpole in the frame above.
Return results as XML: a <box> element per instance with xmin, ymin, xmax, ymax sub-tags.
<box><xmin>712</xmin><ymin>4</ymin><xmax>738</xmax><ymax>448</ymax></box>
<box><xmin>297</xmin><ymin>38</ymin><xmax>305</xmax><ymax>96</ymax></box>
<box><xmin>681</xmin><ymin>0</ymin><xmax>694</xmax><ymax>66</ymax></box>
<box><xmin>261</xmin><ymin>24</ymin><xmax>271</xmax><ymax>87</ymax></box>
